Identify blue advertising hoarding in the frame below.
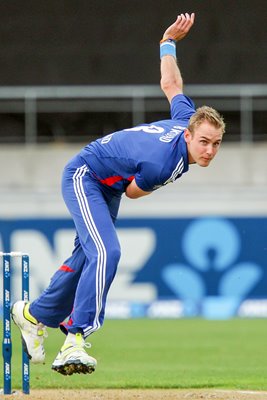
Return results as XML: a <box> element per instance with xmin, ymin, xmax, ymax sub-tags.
<box><xmin>0</xmin><ymin>216</ymin><xmax>267</xmax><ymax>319</ymax></box>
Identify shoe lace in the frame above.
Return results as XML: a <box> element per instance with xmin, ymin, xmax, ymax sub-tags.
<box><xmin>75</xmin><ymin>333</ymin><xmax>91</xmax><ymax>349</ymax></box>
<box><xmin>37</xmin><ymin>324</ymin><xmax>48</xmax><ymax>338</ymax></box>
<box><xmin>28</xmin><ymin>322</ymin><xmax>48</xmax><ymax>339</ymax></box>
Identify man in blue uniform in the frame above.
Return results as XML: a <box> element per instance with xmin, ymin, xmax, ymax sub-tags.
<box><xmin>12</xmin><ymin>12</ymin><xmax>225</xmax><ymax>375</ymax></box>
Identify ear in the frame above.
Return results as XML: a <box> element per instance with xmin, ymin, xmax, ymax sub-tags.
<box><xmin>184</xmin><ymin>129</ymin><xmax>192</xmax><ymax>144</ymax></box>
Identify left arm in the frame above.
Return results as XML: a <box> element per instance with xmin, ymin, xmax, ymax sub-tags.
<box><xmin>126</xmin><ymin>15</ymin><xmax>195</xmax><ymax>199</ymax></box>
<box><xmin>160</xmin><ymin>13</ymin><xmax>195</xmax><ymax>103</ymax></box>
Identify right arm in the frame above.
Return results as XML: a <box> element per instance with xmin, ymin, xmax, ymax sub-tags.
<box><xmin>160</xmin><ymin>13</ymin><xmax>195</xmax><ymax>103</ymax></box>
<box><xmin>125</xmin><ymin>178</ymin><xmax>151</xmax><ymax>199</ymax></box>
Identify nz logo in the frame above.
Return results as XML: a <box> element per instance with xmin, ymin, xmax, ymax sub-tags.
<box><xmin>160</xmin><ymin>218</ymin><xmax>263</xmax><ymax>318</ymax></box>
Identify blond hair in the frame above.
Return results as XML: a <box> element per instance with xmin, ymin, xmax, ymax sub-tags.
<box><xmin>188</xmin><ymin>106</ymin><xmax>225</xmax><ymax>134</ymax></box>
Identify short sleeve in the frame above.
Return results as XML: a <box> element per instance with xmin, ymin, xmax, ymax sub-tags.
<box><xmin>135</xmin><ymin>162</ymin><xmax>163</xmax><ymax>192</ymax></box>
<box><xmin>171</xmin><ymin>94</ymin><xmax>196</xmax><ymax>121</ymax></box>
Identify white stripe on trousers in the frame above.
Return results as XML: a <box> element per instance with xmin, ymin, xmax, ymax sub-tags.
<box><xmin>73</xmin><ymin>165</ymin><xmax>107</xmax><ymax>337</ymax></box>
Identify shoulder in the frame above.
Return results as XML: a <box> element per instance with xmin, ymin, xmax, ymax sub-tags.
<box><xmin>171</xmin><ymin>94</ymin><xmax>196</xmax><ymax>121</ymax></box>
<box><xmin>171</xmin><ymin>94</ymin><xmax>195</xmax><ymax>108</ymax></box>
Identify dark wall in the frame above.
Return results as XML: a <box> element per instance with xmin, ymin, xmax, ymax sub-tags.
<box><xmin>0</xmin><ymin>0</ymin><xmax>266</xmax><ymax>85</ymax></box>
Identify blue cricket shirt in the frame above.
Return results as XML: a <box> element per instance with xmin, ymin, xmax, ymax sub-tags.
<box><xmin>80</xmin><ymin>94</ymin><xmax>195</xmax><ymax>193</ymax></box>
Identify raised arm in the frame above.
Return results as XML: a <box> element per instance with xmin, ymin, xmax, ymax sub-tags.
<box><xmin>160</xmin><ymin>13</ymin><xmax>195</xmax><ymax>103</ymax></box>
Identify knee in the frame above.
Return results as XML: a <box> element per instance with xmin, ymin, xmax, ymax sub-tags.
<box><xmin>107</xmin><ymin>245</ymin><xmax>121</xmax><ymax>266</ymax></box>
<box><xmin>104</xmin><ymin>245</ymin><xmax>121</xmax><ymax>282</ymax></box>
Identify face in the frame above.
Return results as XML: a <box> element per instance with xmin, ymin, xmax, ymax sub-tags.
<box><xmin>184</xmin><ymin>121</ymin><xmax>223</xmax><ymax>167</ymax></box>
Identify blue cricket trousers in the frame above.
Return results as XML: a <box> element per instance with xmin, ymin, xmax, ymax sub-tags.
<box><xmin>30</xmin><ymin>154</ymin><xmax>122</xmax><ymax>338</ymax></box>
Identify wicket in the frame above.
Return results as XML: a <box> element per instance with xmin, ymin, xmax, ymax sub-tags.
<box><xmin>1</xmin><ymin>251</ymin><xmax>30</xmax><ymax>395</ymax></box>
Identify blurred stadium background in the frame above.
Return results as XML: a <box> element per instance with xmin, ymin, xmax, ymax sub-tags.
<box><xmin>0</xmin><ymin>0</ymin><xmax>267</xmax><ymax>320</ymax></box>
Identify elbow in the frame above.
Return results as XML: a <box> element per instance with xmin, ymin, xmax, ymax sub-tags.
<box><xmin>125</xmin><ymin>191</ymin><xmax>136</xmax><ymax>199</ymax></box>
<box><xmin>125</xmin><ymin>184</ymin><xmax>151</xmax><ymax>199</ymax></box>
<box><xmin>125</xmin><ymin>189</ymin><xmax>144</xmax><ymax>199</ymax></box>
<box><xmin>160</xmin><ymin>76</ymin><xmax>183</xmax><ymax>97</ymax></box>
<box><xmin>160</xmin><ymin>76</ymin><xmax>173</xmax><ymax>91</ymax></box>
<box><xmin>125</xmin><ymin>186</ymin><xmax>138</xmax><ymax>199</ymax></box>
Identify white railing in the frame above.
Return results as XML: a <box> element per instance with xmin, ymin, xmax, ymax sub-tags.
<box><xmin>0</xmin><ymin>84</ymin><xmax>266</xmax><ymax>144</ymax></box>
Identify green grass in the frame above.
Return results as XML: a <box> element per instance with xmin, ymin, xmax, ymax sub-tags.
<box><xmin>1</xmin><ymin>319</ymin><xmax>267</xmax><ymax>390</ymax></box>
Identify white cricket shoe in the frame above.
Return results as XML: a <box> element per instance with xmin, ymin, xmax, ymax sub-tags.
<box><xmin>11</xmin><ymin>300</ymin><xmax>47</xmax><ymax>364</ymax></box>
<box><xmin>52</xmin><ymin>332</ymin><xmax>97</xmax><ymax>375</ymax></box>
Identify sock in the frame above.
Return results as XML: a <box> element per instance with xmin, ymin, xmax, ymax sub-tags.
<box><xmin>64</xmin><ymin>332</ymin><xmax>84</xmax><ymax>346</ymax></box>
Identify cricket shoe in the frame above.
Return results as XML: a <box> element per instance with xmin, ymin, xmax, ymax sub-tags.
<box><xmin>11</xmin><ymin>300</ymin><xmax>47</xmax><ymax>363</ymax></box>
<box><xmin>51</xmin><ymin>332</ymin><xmax>97</xmax><ymax>376</ymax></box>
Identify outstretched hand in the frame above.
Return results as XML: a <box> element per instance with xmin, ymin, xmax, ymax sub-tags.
<box><xmin>162</xmin><ymin>13</ymin><xmax>195</xmax><ymax>42</ymax></box>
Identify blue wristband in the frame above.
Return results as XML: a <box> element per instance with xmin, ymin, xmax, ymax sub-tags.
<box><xmin>160</xmin><ymin>39</ymin><xmax>176</xmax><ymax>59</ymax></box>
